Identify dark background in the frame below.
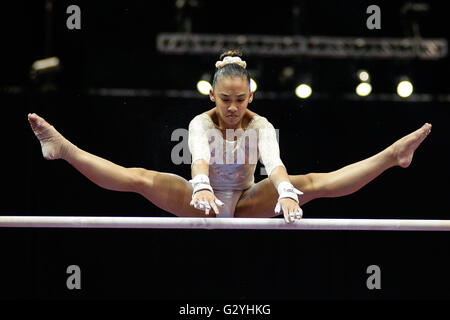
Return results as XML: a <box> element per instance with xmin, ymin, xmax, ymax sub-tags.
<box><xmin>1</xmin><ymin>0</ymin><xmax>450</xmax><ymax>304</ymax></box>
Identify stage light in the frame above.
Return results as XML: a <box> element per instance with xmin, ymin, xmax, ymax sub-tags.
<box><xmin>30</xmin><ymin>57</ymin><xmax>61</xmax><ymax>79</ymax></box>
<box><xmin>295</xmin><ymin>83</ymin><xmax>312</xmax><ymax>99</ymax></box>
<box><xmin>196</xmin><ymin>80</ymin><xmax>212</xmax><ymax>95</ymax></box>
<box><xmin>250</xmin><ymin>78</ymin><xmax>258</xmax><ymax>92</ymax></box>
<box><xmin>356</xmin><ymin>82</ymin><xmax>372</xmax><ymax>96</ymax></box>
<box><xmin>397</xmin><ymin>80</ymin><xmax>413</xmax><ymax>98</ymax></box>
<box><xmin>358</xmin><ymin>70</ymin><xmax>370</xmax><ymax>81</ymax></box>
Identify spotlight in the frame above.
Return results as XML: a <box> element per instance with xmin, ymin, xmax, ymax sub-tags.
<box><xmin>279</xmin><ymin>66</ymin><xmax>295</xmax><ymax>83</ymax></box>
<box><xmin>250</xmin><ymin>78</ymin><xmax>258</xmax><ymax>92</ymax></box>
<box><xmin>397</xmin><ymin>79</ymin><xmax>413</xmax><ymax>98</ymax></box>
<box><xmin>295</xmin><ymin>83</ymin><xmax>312</xmax><ymax>99</ymax></box>
<box><xmin>30</xmin><ymin>57</ymin><xmax>61</xmax><ymax>79</ymax></box>
<box><xmin>196</xmin><ymin>80</ymin><xmax>212</xmax><ymax>95</ymax></box>
<box><xmin>358</xmin><ymin>70</ymin><xmax>370</xmax><ymax>82</ymax></box>
<box><xmin>356</xmin><ymin>82</ymin><xmax>372</xmax><ymax>96</ymax></box>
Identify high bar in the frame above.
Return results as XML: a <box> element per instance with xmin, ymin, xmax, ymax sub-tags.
<box><xmin>1</xmin><ymin>216</ymin><xmax>450</xmax><ymax>231</ymax></box>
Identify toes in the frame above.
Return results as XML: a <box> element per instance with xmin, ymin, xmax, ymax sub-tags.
<box><xmin>28</xmin><ymin>114</ymin><xmax>39</xmax><ymax>126</ymax></box>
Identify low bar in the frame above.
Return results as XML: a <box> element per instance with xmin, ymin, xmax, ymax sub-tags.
<box><xmin>1</xmin><ymin>216</ymin><xmax>450</xmax><ymax>231</ymax></box>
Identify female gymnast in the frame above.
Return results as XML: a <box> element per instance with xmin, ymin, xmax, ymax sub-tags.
<box><xmin>27</xmin><ymin>50</ymin><xmax>432</xmax><ymax>223</ymax></box>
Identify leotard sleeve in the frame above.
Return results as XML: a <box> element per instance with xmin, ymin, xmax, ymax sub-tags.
<box><xmin>188</xmin><ymin>114</ymin><xmax>212</xmax><ymax>166</ymax></box>
<box><xmin>253</xmin><ymin>116</ymin><xmax>285</xmax><ymax>176</ymax></box>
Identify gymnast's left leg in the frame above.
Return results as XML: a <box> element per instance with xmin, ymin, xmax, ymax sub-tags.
<box><xmin>235</xmin><ymin>123</ymin><xmax>431</xmax><ymax>218</ymax></box>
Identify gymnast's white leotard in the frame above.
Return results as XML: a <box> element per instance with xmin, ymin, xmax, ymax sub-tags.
<box><xmin>188</xmin><ymin>112</ymin><xmax>285</xmax><ymax>217</ymax></box>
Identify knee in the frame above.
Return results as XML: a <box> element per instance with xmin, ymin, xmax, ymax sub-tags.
<box><xmin>303</xmin><ymin>172</ymin><xmax>328</xmax><ymax>198</ymax></box>
<box><xmin>127</xmin><ymin>168</ymin><xmax>157</xmax><ymax>193</ymax></box>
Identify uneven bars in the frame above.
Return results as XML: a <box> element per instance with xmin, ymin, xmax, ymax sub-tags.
<box><xmin>1</xmin><ymin>216</ymin><xmax>450</xmax><ymax>231</ymax></box>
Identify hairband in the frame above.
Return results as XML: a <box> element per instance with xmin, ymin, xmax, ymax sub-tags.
<box><xmin>215</xmin><ymin>56</ymin><xmax>247</xmax><ymax>69</ymax></box>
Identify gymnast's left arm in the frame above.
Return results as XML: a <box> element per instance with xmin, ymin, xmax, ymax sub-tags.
<box><xmin>257</xmin><ymin>118</ymin><xmax>304</xmax><ymax>223</ymax></box>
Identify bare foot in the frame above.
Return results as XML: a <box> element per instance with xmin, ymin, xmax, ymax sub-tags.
<box><xmin>391</xmin><ymin>123</ymin><xmax>432</xmax><ymax>168</ymax></box>
<box><xmin>27</xmin><ymin>113</ymin><xmax>74</xmax><ymax>160</ymax></box>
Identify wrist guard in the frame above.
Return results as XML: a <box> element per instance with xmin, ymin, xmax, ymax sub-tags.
<box><xmin>189</xmin><ymin>174</ymin><xmax>213</xmax><ymax>197</ymax></box>
<box><xmin>277</xmin><ymin>181</ymin><xmax>303</xmax><ymax>203</ymax></box>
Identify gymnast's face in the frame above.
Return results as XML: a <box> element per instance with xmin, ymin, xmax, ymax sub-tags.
<box><xmin>210</xmin><ymin>76</ymin><xmax>253</xmax><ymax>129</ymax></box>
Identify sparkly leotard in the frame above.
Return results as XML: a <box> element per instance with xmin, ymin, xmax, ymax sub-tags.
<box><xmin>188</xmin><ymin>112</ymin><xmax>285</xmax><ymax>217</ymax></box>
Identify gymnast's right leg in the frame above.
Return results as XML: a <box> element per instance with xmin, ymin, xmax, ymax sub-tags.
<box><xmin>27</xmin><ymin>113</ymin><xmax>207</xmax><ymax>217</ymax></box>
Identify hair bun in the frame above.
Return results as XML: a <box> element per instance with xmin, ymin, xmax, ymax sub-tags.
<box><xmin>219</xmin><ymin>50</ymin><xmax>242</xmax><ymax>60</ymax></box>
<box><xmin>212</xmin><ymin>50</ymin><xmax>250</xmax><ymax>88</ymax></box>
<box><xmin>215</xmin><ymin>56</ymin><xmax>247</xmax><ymax>69</ymax></box>
<box><xmin>215</xmin><ymin>50</ymin><xmax>246</xmax><ymax>69</ymax></box>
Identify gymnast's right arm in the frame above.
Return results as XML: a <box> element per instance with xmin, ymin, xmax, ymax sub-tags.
<box><xmin>188</xmin><ymin>115</ymin><xmax>224</xmax><ymax>216</ymax></box>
